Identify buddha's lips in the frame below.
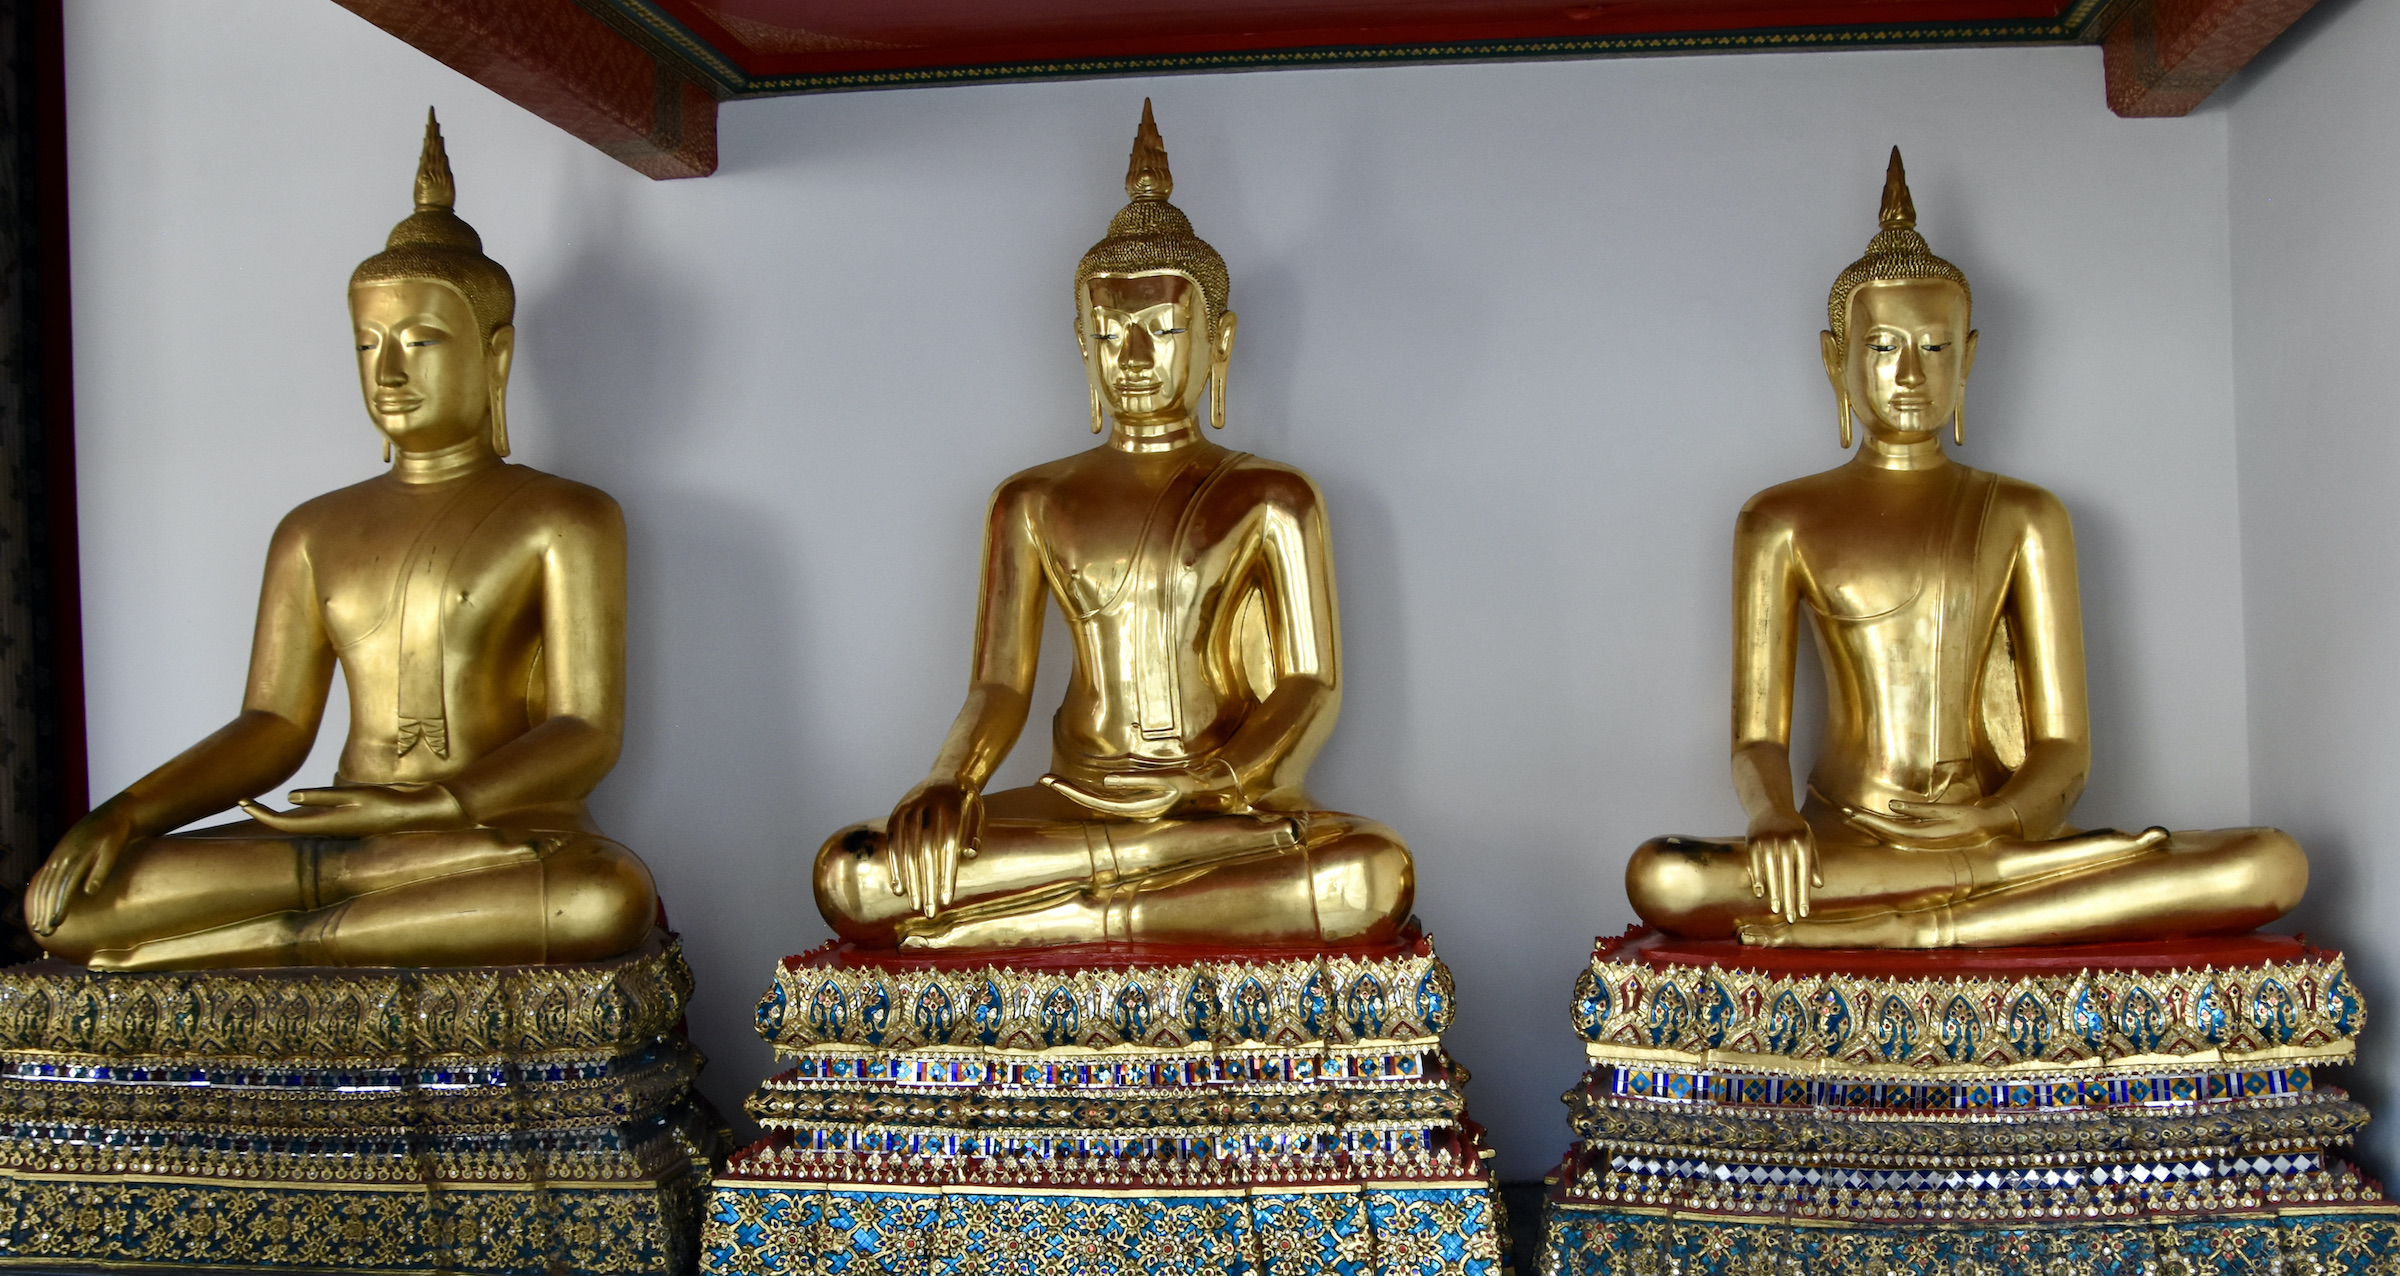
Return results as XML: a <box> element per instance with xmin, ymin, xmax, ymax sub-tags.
<box><xmin>374</xmin><ymin>394</ymin><xmax>423</xmax><ymax>414</ymax></box>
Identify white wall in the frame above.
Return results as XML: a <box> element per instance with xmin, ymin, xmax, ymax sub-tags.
<box><xmin>2221</xmin><ymin>0</ymin><xmax>2400</xmax><ymax>1175</ymax></box>
<box><xmin>66</xmin><ymin>0</ymin><xmax>2253</xmax><ymax>1178</ymax></box>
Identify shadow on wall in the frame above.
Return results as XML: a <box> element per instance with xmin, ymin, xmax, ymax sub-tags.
<box><xmin>512</xmin><ymin>180</ymin><xmax>818</xmax><ymax>1137</ymax></box>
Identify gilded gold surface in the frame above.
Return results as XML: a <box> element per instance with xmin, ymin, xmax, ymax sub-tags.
<box><xmin>813</xmin><ymin>101</ymin><xmax>1412</xmax><ymax>951</ymax></box>
<box><xmin>25</xmin><ymin>112</ymin><xmax>656</xmax><ymax>970</ymax></box>
<box><xmin>1625</xmin><ymin>149</ymin><xmax>2307</xmax><ymax>948</ymax></box>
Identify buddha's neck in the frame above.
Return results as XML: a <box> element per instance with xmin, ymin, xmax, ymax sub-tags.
<box><xmin>388</xmin><ymin>436</ymin><xmax>504</xmax><ymax>485</ymax></box>
<box><xmin>1854</xmin><ymin>431</ymin><xmax>1951</xmax><ymax>473</ymax></box>
<box><xmin>1108</xmin><ymin>413</ymin><xmax>1201</xmax><ymax>455</ymax></box>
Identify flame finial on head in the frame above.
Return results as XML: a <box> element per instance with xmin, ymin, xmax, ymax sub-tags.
<box><xmin>1075</xmin><ymin>100</ymin><xmax>1228</xmax><ymax>341</ymax></box>
<box><xmin>1826</xmin><ymin>146</ymin><xmax>1968</xmax><ymax>344</ymax></box>
<box><xmin>352</xmin><ymin>108</ymin><xmax>515</xmax><ymax>342</ymax></box>
<box><xmin>1879</xmin><ymin>146</ymin><xmax>1915</xmax><ymax>231</ymax></box>
<box><xmin>414</xmin><ymin>108</ymin><xmax>457</xmax><ymax>213</ymax></box>
<box><xmin>1126</xmin><ymin>99</ymin><xmax>1173</xmax><ymax>202</ymax></box>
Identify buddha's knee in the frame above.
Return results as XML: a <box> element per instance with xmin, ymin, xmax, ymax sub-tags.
<box><xmin>2214</xmin><ymin>827</ymin><xmax>2308</xmax><ymax>918</ymax></box>
<box><xmin>36</xmin><ymin>880</ymin><xmax>157</xmax><ymax>963</ymax></box>
<box><xmin>813</xmin><ymin>824</ymin><xmax>899</xmax><ymax>944</ymax></box>
<box><xmin>33</xmin><ymin>909</ymin><xmax>109</xmax><ymax>964</ymax></box>
<box><xmin>541</xmin><ymin>840</ymin><xmax>659</xmax><ymax>963</ymax></box>
<box><xmin>1309</xmin><ymin>818</ymin><xmax>1414</xmax><ymax>945</ymax></box>
<box><xmin>1626</xmin><ymin>836</ymin><xmax>1748</xmax><ymax>936</ymax></box>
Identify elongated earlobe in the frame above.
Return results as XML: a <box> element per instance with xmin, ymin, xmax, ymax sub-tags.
<box><xmin>490</xmin><ymin>389</ymin><xmax>511</xmax><ymax>457</ymax></box>
<box><xmin>486</xmin><ymin>325</ymin><xmax>516</xmax><ymax>457</ymax></box>
<box><xmin>1952</xmin><ymin>401</ymin><xmax>1965</xmax><ymax>447</ymax></box>
<box><xmin>1209</xmin><ymin>362</ymin><xmax>1226</xmax><ymax>430</ymax></box>
<box><xmin>382</xmin><ymin>436</ymin><xmax>392</xmax><ymax>463</ymax></box>
<box><xmin>1838</xmin><ymin>396</ymin><xmax>1854</xmax><ymax>450</ymax></box>
<box><xmin>1090</xmin><ymin>386</ymin><xmax>1105</xmax><ymax>435</ymax></box>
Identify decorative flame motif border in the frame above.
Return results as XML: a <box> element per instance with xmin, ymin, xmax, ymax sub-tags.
<box><xmin>0</xmin><ymin>939</ymin><xmax>695</xmax><ymax>1064</ymax></box>
<box><xmin>757</xmin><ymin>947</ymin><xmax>1456</xmax><ymax>1054</ymax></box>
<box><xmin>1572</xmin><ymin>947</ymin><xmax>2363</xmax><ymax>1076</ymax></box>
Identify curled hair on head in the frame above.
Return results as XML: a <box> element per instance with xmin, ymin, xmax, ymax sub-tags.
<box><xmin>1073</xmin><ymin>100</ymin><xmax>1229</xmax><ymax>342</ymax></box>
<box><xmin>1826</xmin><ymin>148</ymin><xmax>1971</xmax><ymax>346</ymax></box>
<box><xmin>350</xmin><ymin>109</ymin><xmax>515</xmax><ymax>341</ymax></box>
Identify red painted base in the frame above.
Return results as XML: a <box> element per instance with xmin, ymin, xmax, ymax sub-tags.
<box><xmin>1599</xmin><ymin>924</ymin><xmax>2325</xmax><ymax>976</ymax></box>
<box><xmin>784</xmin><ymin>923</ymin><xmax>1430</xmax><ymax>974</ymax></box>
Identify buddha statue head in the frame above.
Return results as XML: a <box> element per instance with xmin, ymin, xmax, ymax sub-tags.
<box><xmin>1074</xmin><ymin>100</ymin><xmax>1239</xmax><ymax>434</ymax></box>
<box><xmin>349</xmin><ymin>110</ymin><xmax>517</xmax><ymax>461</ymax></box>
<box><xmin>1821</xmin><ymin>148</ymin><xmax>1978</xmax><ymax>449</ymax></box>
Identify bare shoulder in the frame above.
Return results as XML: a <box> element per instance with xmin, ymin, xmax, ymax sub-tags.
<box><xmin>1738</xmin><ymin>465</ymin><xmax>1847</xmax><ymax>530</ymax></box>
<box><xmin>273</xmin><ymin>474</ymin><xmax>387</xmax><ymax>545</ymax></box>
<box><xmin>988</xmin><ymin>455</ymin><xmax>1076</xmax><ymax>523</ymax></box>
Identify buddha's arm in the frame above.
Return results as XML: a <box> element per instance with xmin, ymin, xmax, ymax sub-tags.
<box><xmin>941</xmin><ymin>484</ymin><xmax>1045</xmax><ymax>793</ymax></box>
<box><xmin>1729</xmin><ymin>501</ymin><xmax>1816</xmax><ymax>921</ymax></box>
<box><xmin>884</xmin><ymin>485</ymin><xmax>1043</xmax><ymax>913</ymax></box>
<box><xmin>1202</xmin><ymin>484</ymin><xmax>1342</xmax><ymax>804</ymax></box>
<box><xmin>1985</xmin><ymin>491</ymin><xmax>2090</xmax><ymax>839</ymax></box>
<box><xmin>28</xmin><ymin>517</ymin><xmax>334</xmax><ymax>932</ymax></box>
<box><xmin>437</xmin><ymin>492</ymin><xmax>628</xmax><ymax>821</ymax></box>
<box><xmin>1730</xmin><ymin>503</ymin><xmax>1801</xmax><ymax>820</ymax></box>
<box><xmin>108</xmin><ymin>515</ymin><xmax>337</xmax><ymax>831</ymax></box>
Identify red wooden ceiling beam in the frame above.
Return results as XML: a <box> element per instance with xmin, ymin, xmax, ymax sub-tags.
<box><xmin>330</xmin><ymin>0</ymin><xmax>717</xmax><ymax>179</ymax></box>
<box><xmin>2104</xmin><ymin>0</ymin><xmax>2323</xmax><ymax>116</ymax></box>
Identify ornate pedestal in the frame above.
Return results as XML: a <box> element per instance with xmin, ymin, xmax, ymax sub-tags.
<box><xmin>0</xmin><ymin>935</ymin><xmax>722</xmax><ymax>1274</ymax></box>
<box><xmin>701</xmin><ymin>929</ymin><xmax>1504</xmax><ymax>1275</ymax></box>
<box><xmin>1541</xmin><ymin>929</ymin><xmax>2400</xmax><ymax>1275</ymax></box>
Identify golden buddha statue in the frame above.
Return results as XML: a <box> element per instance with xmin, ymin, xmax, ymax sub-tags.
<box><xmin>814</xmin><ymin>102</ymin><xmax>1412</xmax><ymax>952</ymax></box>
<box><xmin>1626</xmin><ymin>150</ymin><xmax>2305</xmax><ymax>949</ymax></box>
<box><xmin>22</xmin><ymin>113</ymin><xmax>656</xmax><ymax>970</ymax></box>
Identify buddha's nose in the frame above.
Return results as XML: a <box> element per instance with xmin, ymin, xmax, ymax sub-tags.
<box><xmin>1896</xmin><ymin>343</ymin><xmax>1925</xmax><ymax>387</ymax></box>
<box><xmin>375</xmin><ymin>341</ymin><xmax>408</xmax><ymax>387</ymax></box>
<box><xmin>1122</xmin><ymin>326</ymin><xmax>1155</xmax><ymax>369</ymax></box>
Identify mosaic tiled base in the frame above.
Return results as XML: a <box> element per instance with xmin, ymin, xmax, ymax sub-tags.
<box><xmin>0</xmin><ymin>935</ymin><xmax>724</xmax><ymax>1274</ymax></box>
<box><xmin>1543</xmin><ymin>1208</ymin><xmax>2400</xmax><ymax>1276</ymax></box>
<box><xmin>1541</xmin><ymin>929</ymin><xmax>2400</xmax><ymax>1275</ymax></box>
<box><xmin>702</xmin><ymin>931</ymin><xmax>1505</xmax><ymax>1275</ymax></box>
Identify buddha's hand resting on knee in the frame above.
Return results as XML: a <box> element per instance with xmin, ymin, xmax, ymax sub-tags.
<box><xmin>1040</xmin><ymin>761</ymin><xmax>1251</xmax><ymax>822</ymax></box>
<box><xmin>1843</xmin><ymin>799</ymin><xmax>2020</xmax><ymax>850</ymax></box>
<box><xmin>237</xmin><ymin>783</ymin><xmax>470</xmax><ymax>838</ymax></box>
<box><xmin>27</xmin><ymin>800</ymin><xmax>139</xmax><ymax>935</ymax></box>
<box><xmin>885</xmin><ymin>782</ymin><xmax>984</xmax><ymax>919</ymax></box>
<box><xmin>1747</xmin><ymin>809</ymin><xmax>1821</xmax><ymax>924</ymax></box>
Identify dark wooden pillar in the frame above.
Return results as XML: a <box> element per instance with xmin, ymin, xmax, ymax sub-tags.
<box><xmin>0</xmin><ymin>0</ymin><xmax>88</xmax><ymax>949</ymax></box>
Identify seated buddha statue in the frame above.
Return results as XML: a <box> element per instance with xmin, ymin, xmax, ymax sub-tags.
<box><xmin>23</xmin><ymin>113</ymin><xmax>656</xmax><ymax>970</ymax></box>
<box><xmin>814</xmin><ymin>102</ymin><xmax>1413</xmax><ymax>952</ymax></box>
<box><xmin>1625</xmin><ymin>150</ymin><xmax>2305</xmax><ymax>949</ymax></box>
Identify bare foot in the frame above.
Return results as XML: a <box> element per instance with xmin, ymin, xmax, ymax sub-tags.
<box><xmin>1737</xmin><ymin>908</ymin><xmax>1945</xmax><ymax>948</ymax></box>
<box><xmin>895</xmin><ymin>885</ymin><xmax>1106</xmax><ymax>950</ymax></box>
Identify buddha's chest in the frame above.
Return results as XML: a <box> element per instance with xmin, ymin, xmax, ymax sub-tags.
<box><xmin>1042</xmin><ymin>470</ymin><xmax>1244</xmax><ymax>623</ymax></box>
<box><xmin>312</xmin><ymin>507</ymin><xmax>544</xmax><ymax>656</ymax></box>
<box><xmin>1796</xmin><ymin>485</ymin><xmax>1993</xmax><ymax>623</ymax></box>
